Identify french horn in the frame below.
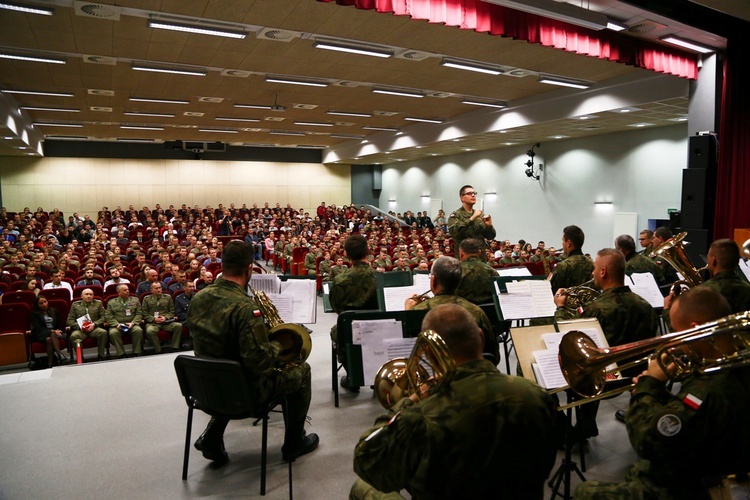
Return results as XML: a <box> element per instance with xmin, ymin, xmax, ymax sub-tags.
<box><xmin>250</xmin><ymin>286</ymin><xmax>312</xmax><ymax>367</ymax></box>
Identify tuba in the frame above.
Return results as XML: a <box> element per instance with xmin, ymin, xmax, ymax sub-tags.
<box><xmin>373</xmin><ymin>330</ymin><xmax>455</xmax><ymax>409</ymax></box>
<box><xmin>250</xmin><ymin>287</ymin><xmax>312</xmax><ymax>367</ymax></box>
<box><xmin>650</xmin><ymin>232</ymin><xmax>705</xmax><ymax>289</ymax></box>
<box><xmin>555</xmin><ymin>311</ymin><xmax>750</xmax><ymax>409</ymax></box>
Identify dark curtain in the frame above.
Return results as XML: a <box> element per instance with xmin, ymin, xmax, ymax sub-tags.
<box><xmin>713</xmin><ymin>34</ymin><xmax>750</xmax><ymax>238</ymax></box>
<box><xmin>316</xmin><ymin>0</ymin><xmax>697</xmax><ymax>79</ymax></box>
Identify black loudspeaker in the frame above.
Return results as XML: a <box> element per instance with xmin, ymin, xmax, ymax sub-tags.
<box><xmin>681</xmin><ymin>168</ymin><xmax>715</xmax><ymax>230</ymax></box>
<box><xmin>688</xmin><ymin>135</ymin><xmax>717</xmax><ymax>170</ymax></box>
<box><xmin>680</xmin><ymin>229</ymin><xmax>710</xmax><ymax>267</ymax></box>
<box><xmin>372</xmin><ymin>164</ymin><xmax>382</xmax><ymax>191</ymax></box>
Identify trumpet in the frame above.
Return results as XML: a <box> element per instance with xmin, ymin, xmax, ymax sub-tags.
<box><xmin>553</xmin><ymin>311</ymin><xmax>750</xmax><ymax>410</ymax></box>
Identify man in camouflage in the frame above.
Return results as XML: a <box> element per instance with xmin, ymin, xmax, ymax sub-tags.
<box><xmin>456</xmin><ymin>238</ymin><xmax>496</xmax><ymax>305</ymax></box>
<box><xmin>550</xmin><ymin>225</ymin><xmax>594</xmax><ymax>293</ymax></box>
<box><xmin>650</xmin><ymin>226</ymin><xmax>679</xmax><ymax>284</ymax></box>
<box><xmin>615</xmin><ymin>234</ymin><xmax>666</xmax><ymax>286</ymax></box>
<box><xmin>187</xmin><ymin>241</ymin><xmax>318</xmax><ymax>465</ymax></box>
<box><xmin>105</xmin><ymin>284</ymin><xmax>144</xmax><ymax>357</ymax></box>
<box><xmin>303</xmin><ymin>242</ymin><xmax>321</xmax><ymax>276</ymax></box>
<box><xmin>575</xmin><ymin>287</ymin><xmax>750</xmax><ymax>500</ymax></box>
<box><xmin>141</xmin><ymin>281</ymin><xmax>183</xmax><ymax>353</ymax></box>
<box><xmin>406</xmin><ymin>256</ymin><xmax>498</xmax><ymax>365</ymax></box>
<box><xmin>448</xmin><ymin>185</ymin><xmax>496</xmax><ymax>259</ymax></box>
<box><xmin>699</xmin><ymin>238</ymin><xmax>750</xmax><ymax>313</ymax></box>
<box><xmin>373</xmin><ymin>248</ymin><xmax>392</xmax><ymax>269</ymax></box>
<box><xmin>330</xmin><ymin>234</ymin><xmax>378</xmax><ymax>392</ymax></box>
<box><xmin>68</xmin><ymin>288</ymin><xmax>108</xmax><ymax>360</ymax></box>
<box><xmin>638</xmin><ymin>229</ymin><xmax>654</xmax><ymax>256</ymax></box>
<box><xmin>351</xmin><ymin>304</ymin><xmax>558</xmax><ymax>499</ymax></box>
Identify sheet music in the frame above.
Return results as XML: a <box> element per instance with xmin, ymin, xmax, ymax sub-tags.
<box><xmin>542</xmin><ymin>328</ymin><xmax>605</xmax><ymax>351</ymax></box>
<box><xmin>249</xmin><ymin>274</ymin><xmax>281</xmax><ymax>294</ymax></box>
<box><xmin>352</xmin><ymin>319</ymin><xmax>404</xmax><ymax>385</ymax></box>
<box><xmin>627</xmin><ymin>272</ymin><xmax>663</xmax><ymax>308</ymax></box>
<box><xmin>496</xmin><ymin>267</ymin><xmax>532</xmax><ymax>277</ymax></box>
<box><xmin>413</xmin><ymin>273</ymin><xmax>431</xmax><ymax>290</ymax></box>
<box><xmin>383</xmin><ymin>284</ymin><xmax>429</xmax><ymax>312</ymax></box>
<box><xmin>280</xmin><ymin>279</ymin><xmax>317</xmax><ymax>324</ymax></box>
<box><xmin>739</xmin><ymin>259</ymin><xmax>750</xmax><ymax>282</ymax></box>
<box><xmin>265</xmin><ymin>293</ymin><xmax>294</xmax><ymax>323</ymax></box>
<box><xmin>532</xmin><ymin>349</ymin><xmax>567</xmax><ymax>389</ymax></box>
<box><xmin>498</xmin><ymin>280</ymin><xmax>556</xmax><ymax>319</ymax></box>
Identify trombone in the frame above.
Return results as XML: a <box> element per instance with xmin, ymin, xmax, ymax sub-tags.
<box><xmin>552</xmin><ymin>311</ymin><xmax>750</xmax><ymax>410</ymax></box>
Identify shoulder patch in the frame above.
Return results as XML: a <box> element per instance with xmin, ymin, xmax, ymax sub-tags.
<box><xmin>656</xmin><ymin>414</ymin><xmax>682</xmax><ymax>437</ymax></box>
<box><xmin>253</xmin><ymin>309</ymin><xmax>262</xmax><ymax>317</ymax></box>
<box><xmin>682</xmin><ymin>393</ymin><xmax>703</xmax><ymax>410</ymax></box>
<box><xmin>449</xmin><ymin>213</ymin><xmax>456</xmax><ymax>218</ymax></box>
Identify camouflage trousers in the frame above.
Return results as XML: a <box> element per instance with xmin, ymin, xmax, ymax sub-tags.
<box><xmin>350</xmin><ymin>479</ymin><xmax>404</xmax><ymax>500</ymax></box>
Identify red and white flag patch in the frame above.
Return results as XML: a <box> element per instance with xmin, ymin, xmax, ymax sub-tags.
<box><xmin>253</xmin><ymin>309</ymin><xmax>262</xmax><ymax>317</ymax></box>
<box><xmin>682</xmin><ymin>393</ymin><xmax>703</xmax><ymax>410</ymax></box>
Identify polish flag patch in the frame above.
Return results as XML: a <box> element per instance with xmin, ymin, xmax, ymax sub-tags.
<box><xmin>577</xmin><ymin>306</ymin><xmax>584</xmax><ymax>315</ymax></box>
<box><xmin>682</xmin><ymin>393</ymin><xmax>703</xmax><ymax>410</ymax></box>
<box><xmin>253</xmin><ymin>309</ymin><xmax>262</xmax><ymax>317</ymax></box>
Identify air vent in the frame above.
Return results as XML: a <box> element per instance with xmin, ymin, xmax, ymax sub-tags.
<box><xmin>172</xmin><ymin>124</ymin><xmax>192</xmax><ymax>128</ymax></box>
<box><xmin>333</xmin><ymin>81</ymin><xmax>361</xmax><ymax>87</ymax></box>
<box><xmin>75</xmin><ymin>1</ymin><xmax>121</xmax><ymax>20</ymax></box>
<box><xmin>83</xmin><ymin>54</ymin><xmax>117</xmax><ymax>65</ymax></box>
<box><xmin>374</xmin><ymin>110</ymin><xmax>398</xmax><ymax>116</ymax></box>
<box><xmin>627</xmin><ymin>20</ymin><xmax>666</xmax><ymax>34</ymax></box>
<box><xmin>505</xmin><ymin>68</ymin><xmax>533</xmax><ymax>78</ymax></box>
<box><xmin>198</xmin><ymin>97</ymin><xmax>224</xmax><ymax>103</ymax></box>
<box><xmin>395</xmin><ymin>49</ymin><xmax>431</xmax><ymax>61</ymax></box>
<box><xmin>90</xmin><ymin>106</ymin><xmax>112</xmax><ymax>112</ymax></box>
<box><xmin>183</xmin><ymin>112</ymin><xmax>205</xmax><ymax>117</ymax></box>
<box><xmin>293</xmin><ymin>103</ymin><xmax>318</xmax><ymax>110</ymax></box>
<box><xmin>88</xmin><ymin>89</ymin><xmax>115</xmax><ymax>96</ymax></box>
<box><xmin>221</xmin><ymin>69</ymin><xmax>252</xmax><ymax>78</ymax></box>
<box><xmin>243</xmin><ymin>128</ymin><xmax>263</xmax><ymax>132</ymax></box>
<box><xmin>256</xmin><ymin>28</ymin><xmax>299</xmax><ymax>42</ymax></box>
<box><xmin>427</xmin><ymin>92</ymin><xmax>453</xmax><ymax>98</ymax></box>
<box><xmin>334</xmin><ymin>122</ymin><xmax>354</xmax><ymax>127</ymax></box>
<box><xmin>265</xmin><ymin>116</ymin><xmax>285</xmax><ymax>122</ymax></box>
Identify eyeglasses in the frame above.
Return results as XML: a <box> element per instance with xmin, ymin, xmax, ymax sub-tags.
<box><xmin>462</xmin><ymin>191</ymin><xmax>478</xmax><ymax>196</ymax></box>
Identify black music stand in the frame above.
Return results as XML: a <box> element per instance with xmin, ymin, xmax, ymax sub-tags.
<box><xmin>549</xmin><ymin>389</ymin><xmax>587</xmax><ymax>500</ymax></box>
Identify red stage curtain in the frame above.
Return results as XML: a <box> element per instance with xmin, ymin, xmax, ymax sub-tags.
<box><xmin>317</xmin><ymin>0</ymin><xmax>697</xmax><ymax>79</ymax></box>
<box><xmin>713</xmin><ymin>35</ymin><xmax>750</xmax><ymax>238</ymax></box>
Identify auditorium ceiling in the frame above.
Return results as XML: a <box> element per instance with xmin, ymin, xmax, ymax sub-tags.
<box><xmin>0</xmin><ymin>0</ymin><xmax>732</xmax><ymax>163</ymax></box>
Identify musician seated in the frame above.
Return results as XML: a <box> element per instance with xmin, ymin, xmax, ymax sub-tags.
<box><xmin>574</xmin><ymin>287</ymin><xmax>750</xmax><ymax>500</ymax></box>
<box><xmin>351</xmin><ymin>304</ymin><xmax>558</xmax><ymax>499</ymax></box>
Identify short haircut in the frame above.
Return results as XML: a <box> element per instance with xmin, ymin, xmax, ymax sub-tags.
<box><xmin>614</xmin><ymin>234</ymin><xmax>636</xmax><ymax>254</ymax></box>
<box><xmin>431</xmin><ymin>256</ymin><xmax>463</xmax><ymax>293</ymax></box>
<box><xmin>422</xmin><ymin>304</ymin><xmax>482</xmax><ymax>361</ymax></box>
<box><xmin>221</xmin><ymin>240</ymin><xmax>254</xmax><ymax>277</ymax></box>
<box><xmin>459</xmin><ymin>238</ymin><xmax>482</xmax><ymax>255</ymax></box>
<box><xmin>672</xmin><ymin>287</ymin><xmax>731</xmax><ymax>326</ymax></box>
<box><xmin>639</xmin><ymin>229</ymin><xmax>654</xmax><ymax>238</ymax></box>
<box><xmin>597</xmin><ymin>248</ymin><xmax>625</xmax><ymax>281</ymax></box>
<box><xmin>710</xmin><ymin>238</ymin><xmax>740</xmax><ymax>270</ymax></box>
<box><xmin>344</xmin><ymin>234</ymin><xmax>368</xmax><ymax>261</ymax></box>
<box><xmin>459</xmin><ymin>185</ymin><xmax>474</xmax><ymax>196</ymax></box>
<box><xmin>654</xmin><ymin>226</ymin><xmax>673</xmax><ymax>240</ymax></box>
<box><xmin>117</xmin><ymin>284</ymin><xmax>129</xmax><ymax>293</ymax></box>
<box><xmin>563</xmin><ymin>225</ymin><xmax>585</xmax><ymax>249</ymax></box>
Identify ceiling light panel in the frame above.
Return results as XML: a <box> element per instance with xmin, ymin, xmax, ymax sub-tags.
<box><xmin>124</xmin><ymin>111</ymin><xmax>175</xmax><ymax>118</ymax></box>
<box><xmin>21</xmin><ymin>106</ymin><xmax>79</xmax><ymax>112</ymax></box>
<box><xmin>0</xmin><ymin>2</ymin><xmax>54</xmax><ymax>15</ymax></box>
<box><xmin>313</xmin><ymin>41</ymin><xmax>392</xmax><ymax>58</ymax></box>
<box><xmin>266</xmin><ymin>77</ymin><xmax>329</xmax><ymax>87</ymax></box>
<box><xmin>440</xmin><ymin>59</ymin><xmax>503</xmax><ymax>75</ymax></box>
<box><xmin>660</xmin><ymin>35</ymin><xmax>714</xmax><ymax>54</ymax></box>
<box><xmin>0</xmin><ymin>53</ymin><xmax>65</xmax><ymax>64</ymax></box>
<box><xmin>129</xmin><ymin>97</ymin><xmax>189</xmax><ymax>104</ymax></box>
<box><xmin>148</xmin><ymin>20</ymin><xmax>247</xmax><ymax>39</ymax></box>
<box><xmin>372</xmin><ymin>88</ymin><xmax>424</xmax><ymax>98</ymax></box>
<box><xmin>3</xmin><ymin>89</ymin><xmax>73</xmax><ymax>97</ymax></box>
<box><xmin>132</xmin><ymin>65</ymin><xmax>206</xmax><ymax>76</ymax></box>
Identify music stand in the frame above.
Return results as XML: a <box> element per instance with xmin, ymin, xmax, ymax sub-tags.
<box><xmin>548</xmin><ymin>390</ymin><xmax>587</xmax><ymax>500</ymax></box>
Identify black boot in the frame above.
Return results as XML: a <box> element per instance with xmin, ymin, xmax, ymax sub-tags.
<box><xmin>281</xmin><ymin>432</ymin><xmax>319</xmax><ymax>462</ymax></box>
<box><xmin>194</xmin><ymin>417</ymin><xmax>229</xmax><ymax>465</ymax></box>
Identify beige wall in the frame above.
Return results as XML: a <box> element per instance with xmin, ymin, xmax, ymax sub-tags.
<box><xmin>0</xmin><ymin>157</ymin><xmax>352</xmax><ymax>216</ymax></box>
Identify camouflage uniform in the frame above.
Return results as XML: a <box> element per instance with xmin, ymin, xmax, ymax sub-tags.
<box><xmin>67</xmin><ymin>299</ymin><xmax>108</xmax><ymax>357</ymax></box>
<box><xmin>105</xmin><ymin>295</ymin><xmax>144</xmax><ymax>355</ymax></box>
<box><xmin>626</xmin><ymin>253</ymin><xmax>666</xmax><ymax>286</ymax></box>
<box><xmin>318</xmin><ymin>259</ymin><xmax>333</xmax><ymax>280</ymax></box>
<box><xmin>699</xmin><ymin>271</ymin><xmax>750</xmax><ymax>314</ymax></box>
<box><xmin>187</xmin><ymin>278</ymin><xmax>311</xmax><ymax>449</ymax></box>
<box><xmin>141</xmin><ymin>292</ymin><xmax>183</xmax><ymax>351</ymax></box>
<box><xmin>447</xmin><ymin>206</ymin><xmax>496</xmax><ymax>259</ymax></box>
<box><xmin>652</xmin><ymin>256</ymin><xmax>679</xmax><ymax>285</ymax></box>
<box><xmin>329</xmin><ymin>264</ymin><xmax>349</xmax><ymax>280</ymax></box>
<box><xmin>351</xmin><ymin>359</ymin><xmax>558</xmax><ymax>499</ymax></box>
<box><xmin>456</xmin><ymin>256</ymin><xmax>496</xmax><ymax>305</ymax></box>
<box><xmin>498</xmin><ymin>256</ymin><xmax>515</xmax><ymax>265</ymax></box>
<box><xmin>575</xmin><ymin>366</ymin><xmax>750</xmax><ymax>500</ymax></box>
<box><xmin>550</xmin><ymin>249</ymin><xmax>594</xmax><ymax>293</ymax></box>
<box><xmin>330</xmin><ymin>262</ymin><xmax>378</xmax><ymax>370</ymax></box>
<box><xmin>373</xmin><ymin>256</ymin><xmax>392</xmax><ymax>269</ymax></box>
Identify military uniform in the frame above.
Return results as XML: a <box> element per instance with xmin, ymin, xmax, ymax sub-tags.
<box><xmin>304</xmin><ymin>251</ymin><xmax>320</xmax><ymax>275</ymax></box>
<box><xmin>175</xmin><ymin>291</ymin><xmax>192</xmax><ymax>323</ymax></box>
<box><xmin>498</xmin><ymin>256</ymin><xmax>515</xmax><ymax>265</ymax></box>
<box><xmin>575</xmin><ymin>366</ymin><xmax>750</xmax><ymax>500</ymax></box>
<box><xmin>456</xmin><ymin>256</ymin><xmax>496</xmax><ymax>305</ymax></box>
<box><xmin>549</xmin><ymin>249</ymin><xmax>594</xmax><ymax>293</ymax></box>
<box><xmin>318</xmin><ymin>259</ymin><xmax>333</xmax><ymax>280</ymax></box>
<box><xmin>187</xmin><ymin>277</ymin><xmax>312</xmax><ymax>451</ymax></box>
<box><xmin>141</xmin><ymin>292</ymin><xmax>183</xmax><ymax>352</ymax></box>
<box><xmin>105</xmin><ymin>295</ymin><xmax>144</xmax><ymax>355</ymax></box>
<box><xmin>352</xmin><ymin>359</ymin><xmax>558</xmax><ymax>499</ymax></box>
<box><xmin>626</xmin><ymin>252</ymin><xmax>666</xmax><ymax>286</ymax></box>
<box><xmin>67</xmin><ymin>299</ymin><xmax>108</xmax><ymax>357</ymax></box>
<box><xmin>699</xmin><ymin>271</ymin><xmax>750</xmax><ymax>314</ymax></box>
<box><xmin>329</xmin><ymin>262</ymin><xmax>378</xmax><ymax>371</ymax></box>
<box><xmin>329</xmin><ymin>264</ymin><xmax>349</xmax><ymax>279</ymax></box>
<box><xmin>373</xmin><ymin>256</ymin><xmax>392</xmax><ymax>269</ymax></box>
<box><xmin>447</xmin><ymin>206</ymin><xmax>496</xmax><ymax>258</ymax></box>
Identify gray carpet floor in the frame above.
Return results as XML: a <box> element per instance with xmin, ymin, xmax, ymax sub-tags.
<box><xmin>0</xmin><ymin>284</ymin><xmax>636</xmax><ymax>499</ymax></box>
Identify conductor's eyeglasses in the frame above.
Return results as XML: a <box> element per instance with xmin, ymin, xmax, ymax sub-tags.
<box><xmin>462</xmin><ymin>191</ymin><xmax>478</xmax><ymax>196</ymax></box>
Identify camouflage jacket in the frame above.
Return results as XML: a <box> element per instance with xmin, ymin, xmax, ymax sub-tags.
<box><xmin>373</xmin><ymin>256</ymin><xmax>392</xmax><ymax>269</ymax></box>
<box><xmin>329</xmin><ymin>264</ymin><xmax>349</xmax><ymax>280</ymax></box>
<box><xmin>141</xmin><ymin>293</ymin><xmax>176</xmax><ymax>322</ymax></box>
<box><xmin>456</xmin><ymin>256</ymin><xmax>496</xmax><ymax>305</ymax></box>
<box><xmin>187</xmin><ymin>278</ymin><xmax>286</xmax><ymax>407</ymax></box>
<box><xmin>413</xmin><ymin>293</ymin><xmax>492</xmax><ymax>338</ymax></box>
<box><xmin>624</xmin><ymin>366</ymin><xmax>750</xmax><ymax>498</ymax></box>
<box><xmin>353</xmin><ymin>359</ymin><xmax>558</xmax><ymax>499</ymax></box>
<box><xmin>67</xmin><ymin>299</ymin><xmax>106</xmax><ymax>330</ymax></box>
<box><xmin>330</xmin><ymin>261</ymin><xmax>378</xmax><ymax>313</ymax></box>
<box><xmin>318</xmin><ymin>260</ymin><xmax>332</xmax><ymax>278</ymax></box>
<box><xmin>549</xmin><ymin>249</ymin><xmax>594</xmax><ymax>293</ymax></box>
<box><xmin>626</xmin><ymin>253</ymin><xmax>665</xmax><ymax>286</ymax></box>
<box><xmin>556</xmin><ymin>285</ymin><xmax>657</xmax><ymax>349</ymax></box>
<box><xmin>105</xmin><ymin>296</ymin><xmax>142</xmax><ymax>326</ymax></box>
<box><xmin>700</xmin><ymin>271</ymin><xmax>750</xmax><ymax>314</ymax></box>
<box><xmin>447</xmin><ymin>206</ymin><xmax>496</xmax><ymax>255</ymax></box>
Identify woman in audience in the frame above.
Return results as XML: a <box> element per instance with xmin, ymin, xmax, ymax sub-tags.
<box><xmin>30</xmin><ymin>295</ymin><xmax>69</xmax><ymax>367</ymax></box>
<box><xmin>25</xmin><ymin>278</ymin><xmax>40</xmax><ymax>296</ymax></box>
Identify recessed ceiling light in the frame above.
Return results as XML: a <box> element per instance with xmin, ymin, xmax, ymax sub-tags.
<box><xmin>619</xmin><ymin>108</ymin><xmax>632</xmax><ymax>113</ymax></box>
<box><xmin>313</xmin><ymin>41</ymin><xmax>392</xmax><ymax>58</ymax></box>
<box><xmin>129</xmin><ymin>97</ymin><xmax>190</xmax><ymax>104</ymax></box>
<box><xmin>234</xmin><ymin>104</ymin><xmax>274</xmax><ymax>110</ymax></box>
<box><xmin>215</xmin><ymin>117</ymin><xmax>260</xmax><ymax>123</ymax></box>
<box><xmin>266</xmin><ymin>77</ymin><xmax>328</xmax><ymax>88</ymax></box>
<box><xmin>660</xmin><ymin>35</ymin><xmax>714</xmax><ymax>54</ymax></box>
<box><xmin>0</xmin><ymin>2</ymin><xmax>54</xmax><ymax>15</ymax></box>
<box><xmin>294</xmin><ymin>121</ymin><xmax>333</xmax><ymax>127</ymax></box>
<box><xmin>606</xmin><ymin>20</ymin><xmax>627</xmax><ymax>31</ymax></box>
<box><xmin>327</xmin><ymin>110</ymin><xmax>373</xmax><ymax>118</ymax></box>
<box><xmin>404</xmin><ymin>117</ymin><xmax>444</xmax><ymax>124</ymax></box>
<box><xmin>0</xmin><ymin>53</ymin><xmax>65</xmax><ymax>64</ymax></box>
<box><xmin>21</xmin><ymin>106</ymin><xmax>79</xmax><ymax>112</ymax></box>
<box><xmin>628</xmin><ymin>122</ymin><xmax>654</xmax><ymax>128</ymax></box>
<box><xmin>461</xmin><ymin>100</ymin><xmax>507</xmax><ymax>109</ymax></box>
<box><xmin>270</xmin><ymin>131</ymin><xmax>305</xmax><ymax>136</ymax></box>
<box><xmin>132</xmin><ymin>65</ymin><xmax>206</xmax><ymax>76</ymax></box>
<box><xmin>117</xmin><ymin>138</ymin><xmax>155</xmax><ymax>143</ymax></box>
<box><xmin>4</xmin><ymin>89</ymin><xmax>73</xmax><ymax>97</ymax></box>
<box><xmin>198</xmin><ymin>129</ymin><xmax>238</xmax><ymax>133</ymax></box>
<box><xmin>440</xmin><ymin>59</ymin><xmax>503</xmax><ymax>75</ymax></box>
<box><xmin>548</xmin><ymin>135</ymin><xmax>570</xmax><ymax>139</ymax></box>
<box><xmin>124</xmin><ymin>111</ymin><xmax>175</xmax><ymax>118</ymax></box>
<box><xmin>148</xmin><ymin>20</ymin><xmax>247</xmax><ymax>39</ymax></box>
<box><xmin>538</xmin><ymin>76</ymin><xmax>591</xmax><ymax>89</ymax></box>
<box><xmin>363</xmin><ymin>126</ymin><xmax>400</xmax><ymax>132</ymax></box>
<box><xmin>120</xmin><ymin>125</ymin><xmax>164</xmax><ymax>131</ymax></box>
<box><xmin>372</xmin><ymin>88</ymin><xmax>424</xmax><ymax>98</ymax></box>
<box><xmin>33</xmin><ymin>122</ymin><xmax>82</xmax><ymax>127</ymax></box>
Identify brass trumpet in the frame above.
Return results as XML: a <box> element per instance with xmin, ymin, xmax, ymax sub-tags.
<box><xmin>554</xmin><ymin>311</ymin><xmax>750</xmax><ymax>410</ymax></box>
<box><xmin>250</xmin><ymin>286</ymin><xmax>312</xmax><ymax>367</ymax></box>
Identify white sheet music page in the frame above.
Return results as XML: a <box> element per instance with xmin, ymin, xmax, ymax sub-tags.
<box><xmin>528</xmin><ymin>280</ymin><xmax>557</xmax><ymax>317</ymax></box>
<box><xmin>739</xmin><ymin>259</ymin><xmax>750</xmax><ymax>282</ymax></box>
<box><xmin>498</xmin><ymin>280</ymin><xmax>556</xmax><ymax>319</ymax></box>
<box><xmin>544</xmin><ymin>328</ymin><xmax>605</xmax><ymax>351</ymax></box>
<box><xmin>532</xmin><ymin>349</ymin><xmax>567</xmax><ymax>389</ymax></box>
<box><xmin>249</xmin><ymin>274</ymin><xmax>281</xmax><ymax>294</ymax></box>
<box><xmin>627</xmin><ymin>273</ymin><xmax>663</xmax><ymax>308</ymax></box>
<box><xmin>383</xmin><ymin>285</ymin><xmax>428</xmax><ymax>312</ymax></box>
<box><xmin>352</xmin><ymin>319</ymin><xmax>404</xmax><ymax>385</ymax></box>
<box><xmin>280</xmin><ymin>279</ymin><xmax>317</xmax><ymax>324</ymax></box>
<box><xmin>265</xmin><ymin>293</ymin><xmax>294</xmax><ymax>323</ymax></box>
<box><xmin>496</xmin><ymin>267</ymin><xmax>532</xmax><ymax>277</ymax></box>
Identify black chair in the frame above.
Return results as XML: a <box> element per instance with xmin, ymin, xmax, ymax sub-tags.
<box><xmin>173</xmin><ymin>355</ymin><xmax>291</xmax><ymax>496</ymax></box>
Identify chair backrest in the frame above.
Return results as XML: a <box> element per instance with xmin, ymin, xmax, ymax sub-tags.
<box><xmin>48</xmin><ymin>299</ymin><xmax>71</xmax><ymax>326</ymax></box>
<box><xmin>73</xmin><ymin>284</ymin><xmax>103</xmax><ymax>300</ymax></box>
<box><xmin>0</xmin><ymin>302</ymin><xmax>32</xmax><ymax>333</ymax></box>
<box><xmin>1</xmin><ymin>290</ymin><xmax>36</xmax><ymax>307</ymax></box>
<box><xmin>173</xmin><ymin>355</ymin><xmax>260</xmax><ymax>419</ymax></box>
<box><xmin>39</xmin><ymin>287</ymin><xmax>71</xmax><ymax>303</ymax></box>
